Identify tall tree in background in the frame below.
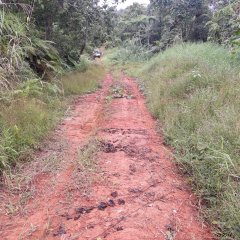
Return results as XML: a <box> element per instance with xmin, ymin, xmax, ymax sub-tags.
<box><xmin>0</xmin><ymin>0</ymin><xmax>116</xmax><ymax>82</ymax></box>
<box><xmin>207</xmin><ymin>0</ymin><xmax>240</xmax><ymax>46</ymax></box>
<box><xmin>31</xmin><ymin>0</ymin><xmax>115</xmax><ymax>63</ymax></box>
<box><xmin>116</xmin><ymin>3</ymin><xmax>157</xmax><ymax>45</ymax></box>
<box><xmin>112</xmin><ymin>0</ymin><xmax>211</xmax><ymax>50</ymax></box>
<box><xmin>149</xmin><ymin>0</ymin><xmax>210</xmax><ymax>49</ymax></box>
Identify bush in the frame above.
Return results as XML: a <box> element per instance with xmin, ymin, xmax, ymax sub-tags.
<box><xmin>132</xmin><ymin>43</ymin><xmax>240</xmax><ymax>239</ymax></box>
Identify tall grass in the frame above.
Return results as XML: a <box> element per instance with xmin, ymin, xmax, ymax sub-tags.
<box><xmin>61</xmin><ymin>65</ymin><xmax>104</xmax><ymax>95</ymax></box>
<box><xmin>0</xmin><ymin>65</ymin><xmax>105</xmax><ymax>171</ymax></box>
<box><xmin>104</xmin><ymin>40</ymin><xmax>153</xmax><ymax>66</ymax></box>
<box><xmin>131</xmin><ymin>43</ymin><xmax>240</xmax><ymax>239</ymax></box>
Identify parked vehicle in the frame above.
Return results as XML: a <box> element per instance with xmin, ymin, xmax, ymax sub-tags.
<box><xmin>93</xmin><ymin>49</ymin><xmax>102</xmax><ymax>59</ymax></box>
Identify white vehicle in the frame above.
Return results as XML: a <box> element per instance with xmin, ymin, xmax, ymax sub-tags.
<box><xmin>93</xmin><ymin>49</ymin><xmax>102</xmax><ymax>58</ymax></box>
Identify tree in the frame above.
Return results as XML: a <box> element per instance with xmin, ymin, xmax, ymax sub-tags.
<box><xmin>207</xmin><ymin>0</ymin><xmax>240</xmax><ymax>45</ymax></box>
<box><xmin>149</xmin><ymin>0</ymin><xmax>210</xmax><ymax>49</ymax></box>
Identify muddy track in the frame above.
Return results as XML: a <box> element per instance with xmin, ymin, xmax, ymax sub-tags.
<box><xmin>0</xmin><ymin>73</ymin><xmax>215</xmax><ymax>240</ymax></box>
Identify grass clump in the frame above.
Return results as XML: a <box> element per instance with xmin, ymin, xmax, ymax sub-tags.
<box><xmin>132</xmin><ymin>43</ymin><xmax>240</xmax><ymax>239</ymax></box>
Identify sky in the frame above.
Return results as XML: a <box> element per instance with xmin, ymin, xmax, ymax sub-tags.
<box><xmin>100</xmin><ymin>0</ymin><xmax>150</xmax><ymax>10</ymax></box>
<box><xmin>116</xmin><ymin>0</ymin><xmax>150</xmax><ymax>9</ymax></box>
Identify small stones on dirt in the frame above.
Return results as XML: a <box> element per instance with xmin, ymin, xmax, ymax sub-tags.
<box><xmin>73</xmin><ymin>206</ymin><xmax>95</xmax><ymax>220</ymax></box>
<box><xmin>117</xmin><ymin>199</ymin><xmax>125</xmax><ymax>205</ymax></box>
<box><xmin>75</xmin><ymin>206</ymin><xmax>95</xmax><ymax>214</ymax></box>
<box><xmin>61</xmin><ymin>213</ymin><xmax>72</xmax><ymax>220</ymax></box>
<box><xmin>74</xmin><ymin>215</ymin><xmax>81</xmax><ymax>220</ymax></box>
<box><xmin>116</xmin><ymin>226</ymin><xmax>124</xmax><ymax>231</ymax></box>
<box><xmin>102</xmin><ymin>128</ymin><xmax>119</xmax><ymax>134</ymax></box>
<box><xmin>101</xmin><ymin>128</ymin><xmax>147</xmax><ymax>135</ymax></box>
<box><xmin>100</xmin><ymin>141</ymin><xmax>117</xmax><ymax>153</ymax></box>
<box><xmin>53</xmin><ymin>224</ymin><xmax>66</xmax><ymax>236</ymax></box>
<box><xmin>121</xmin><ymin>145</ymin><xmax>138</xmax><ymax>157</ymax></box>
<box><xmin>129</xmin><ymin>164</ymin><xmax>137</xmax><ymax>173</ymax></box>
<box><xmin>70</xmin><ymin>195</ymin><xmax>124</xmax><ymax>220</ymax></box>
<box><xmin>108</xmin><ymin>199</ymin><xmax>115</xmax><ymax>207</ymax></box>
<box><xmin>112</xmin><ymin>173</ymin><xmax>121</xmax><ymax>177</ymax></box>
<box><xmin>111</xmin><ymin>191</ymin><xmax>118</xmax><ymax>198</ymax></box>
<box><xmin>87</xmin><ymin>224</ymin><xmax>95</xmax><ymax>229</ymax></box>
<box><xmin>98</xmin><ymin>202</ymin><xmax>108</xmax><ymax>211</ymax></box>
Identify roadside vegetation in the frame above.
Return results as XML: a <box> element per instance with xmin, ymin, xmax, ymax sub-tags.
<box><xmin>0</xmin><ymin>65</ymin><xmax>104</xmax><ymax>171</ymax></box>
<box><xmin>62</xmin><ymin>65</ymin><xmax>103</xmax><ymax>96</ymax></box>
<box><xmin>105</xmin><ymin>42</ymin><xmax>240</xmax><ymax>240</ymax></box>
<box><xmin>132</xmin><ymin>43</ymin><xmax>240</xmax><ymax>239</ymax></box>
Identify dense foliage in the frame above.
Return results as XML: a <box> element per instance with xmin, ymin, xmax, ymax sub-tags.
<box><xmin>112</xmin><ymin>0</ymin><xmax>239</xmax><ymax>53</ymax></box>
<box><xmin>0</xmin><ymin>0</ymin><xmax>114</xmax><ymax>83</ymax></box>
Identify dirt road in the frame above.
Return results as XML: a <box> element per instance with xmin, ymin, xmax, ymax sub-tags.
<box><xmin>0</xmin><ymin>73</ymin><xmax>214</xmax><ymax>240</ymax></box>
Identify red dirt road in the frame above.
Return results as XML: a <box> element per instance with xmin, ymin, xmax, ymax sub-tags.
<box><xmin>0</xmin><ymin>73</ymin><xmax>215</xmax><ymax>240</ymax></box>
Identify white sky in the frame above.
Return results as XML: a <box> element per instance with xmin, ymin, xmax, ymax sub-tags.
<box><xmin>100</xmin><ymin>0</ymin><xmax>150</xmax><ymax>10</ymax></box>
<box><xmin>117</xmin><ymin>0</ymin><xmax>149</xmax><ymax>9</ymax></box>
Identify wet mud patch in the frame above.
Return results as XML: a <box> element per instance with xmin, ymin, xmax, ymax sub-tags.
<box><xmin>100</xmin><ymin>138</ymin><xmax>160</xmax><ymax>162</ymax></box>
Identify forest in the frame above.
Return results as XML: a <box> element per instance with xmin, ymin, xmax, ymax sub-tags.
<box><xmin>0</xmin><ymin>0</ymin><xmax>239</xmax><ymax>240</ymax></box>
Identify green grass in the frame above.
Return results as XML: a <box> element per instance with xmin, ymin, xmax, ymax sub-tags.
<box><xmin>126</xmin><ymin>43</ymin><xmax>240</xmax><ymax>239</ymax></box>
<box><xmin>0</xmin><ymin>64</ymin><xmax>105</xmax><ymax>171</ymax></box>
<box><xmin>103</xmin><ymin>42</ymin><xmax>152</xmax><ymax>66</ymax></box>
<box><xmin>61</xmin><ymin>65</ymin><xmax>104</xmax><ymax>95</ymax></box>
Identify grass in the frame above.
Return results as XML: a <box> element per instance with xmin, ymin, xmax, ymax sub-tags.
<box><xmin>61</xmin><ymin>65</ymin><xmax>104</xmax><ymax>95</ymax></box>
<box><xmin>0</xmin><ymin>97</ymin><xmax>62</xmax><ymax>170</ymax></box>
<box><xmin>0</xmin><ymin>64</ymin><xmax>105</xmax><ymax>172</ymax></box>
<box><xmin>103</xmin><ymin>42</ymin><xmax>152</xmax><ymax>66</ymax></box>
<box><xmin>105</xmin><ymin>42</ymin><xmax>240</xmax><ymax>239</ymax></box>
<box><xmin>72</xmin><ymin>139</ymin><xmax>100</xmax><ymax>196</ymax></box>
<box><xmin>77</xmin><ymin>139</ymin><xmax>100</xmax><ymax>170</ymax></box>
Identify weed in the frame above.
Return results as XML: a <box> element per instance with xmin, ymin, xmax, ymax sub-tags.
<box><xmin>72</xmin><ymin>139</ymin><xmax>100</xmax><ymax>196</ymax></box>
<box><xmin>0</xmin><ymin>148</ymin><xmax>66</xmax><ymax>216</ymax></box>
<box><xmin>0</xmin><ymin>98</ymin><xmax>62</xmax><ymax>170</ymax></box>
<box><xmin>18</xmin><ymin>223</ymin><xmax>38</xmax><ymax>240</ymax></box>
<box><xmin>77</xmin><ymin>139</ymin><xmax>99</xmax><ymax>171</ymax></box>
